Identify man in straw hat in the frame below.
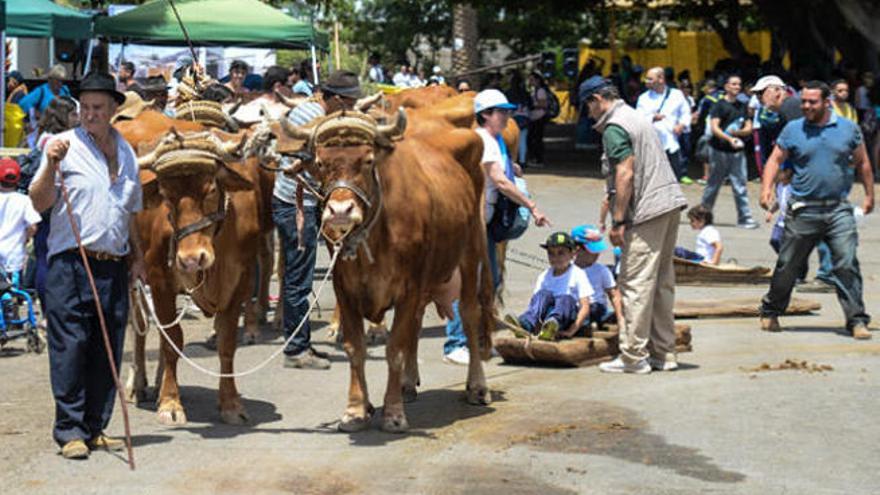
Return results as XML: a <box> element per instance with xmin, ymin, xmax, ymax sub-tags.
<box><xmin>29</xmin><ymin>71</ymin><xmax>145</xmax><ymax>460</ymax></box>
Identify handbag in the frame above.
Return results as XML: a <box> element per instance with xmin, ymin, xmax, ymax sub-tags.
<box><xmin>488</xmin><ymin>135</ymin><xmax>530</xmax><ymax>242</ymax></box>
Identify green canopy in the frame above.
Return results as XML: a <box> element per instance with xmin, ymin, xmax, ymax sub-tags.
<box><xmin>4</xmin><ymin>0</ymin><xmax>93</xmax><ymax>39</ymax></box>
<box><xmin>95</xmin><ymin>0</ymin><xmax>328</xmax><ymax>50</ymax></box>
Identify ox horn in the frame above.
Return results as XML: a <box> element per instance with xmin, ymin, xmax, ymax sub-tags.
<box><xmin>280</xmin><ymin>118</ymin><xmax>312</xmax><ymax>141</ymax></box>
<box><xmin>275</xmin><ymin>89</ymin><xmax>301</xmax><ymax>109</ymax></box>
<box><xmin>355</xmin><ymin>92</ymin><xmax>383</xmax><ymax>112</ymax></box>
<box><xmin>223</xmin><ymin>111</ymin><xmax>241</xmax><ymax>133</ymax></box>
<box><xmin>221</xmin><ymin>133</ymin><xmax>247</xmax><ymax>157</ymax></box>
<box><xmin>377</xmin><ymin>108</ymin><xmax>407</xmax><ymax>140</ymax></box>
<box><xmin>137</xmin><ymin>149</ymin><xmax>159</xmax><ymax>169</ymax></box>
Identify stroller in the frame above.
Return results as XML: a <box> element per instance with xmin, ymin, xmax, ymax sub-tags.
<box><xmin>0</xmin><ymin>271</ymin><xmax>44</xmax><ymax>353</ymax></box>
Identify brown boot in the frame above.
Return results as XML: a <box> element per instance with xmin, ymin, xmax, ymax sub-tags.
<box><xmin>851</xmin><ymin>323</ymin><xmax>872</xmax><ymax>340</ymax></box>
<box><xmin>61</xmin><ymin>439</ymin><xmax>90</xmax><ymax>459</ymax></box>
<box><xmin>87</xmin><ymin>433</ymin><xmax>126</xmax><ymax>452</ymax></box>
<box><xmin>760</xmin><ymin>316</ymin><xmax>781</xmax><ymax>332</ymax></box>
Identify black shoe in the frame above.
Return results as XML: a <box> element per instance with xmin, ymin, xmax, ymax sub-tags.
<box><xmin>309</xmin><ymin>346</ymin><xmax>330</xmax><ymax>359</ymax></box>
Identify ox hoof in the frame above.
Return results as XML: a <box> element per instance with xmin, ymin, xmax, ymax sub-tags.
<box><xmin>402</xmin><ymin>385</ymin><xmax>418</xmax><ymax>403</ymax></box>
<box><xmin>381</xmin><ymin>413</ymin><xmax>409</xmax><ymax>433</ymax></box>
<box><xmin>157</xmin><ymin>406</ymin><xmax>188</xmax><ymax>426</ymax></box>
<box><xmin>339</xmin><ymin>413</ymin><xmax>372</xmax><ymax>433</ymax></box>
<box><xmin>466</xmin><ymin>386</ymin><xmax>492</xmax><ymax>406</ymax></box>
<box><xmin>220</xmin><ymin>408</ymin><xmax>250</xmax><ymax>425</ymax></box>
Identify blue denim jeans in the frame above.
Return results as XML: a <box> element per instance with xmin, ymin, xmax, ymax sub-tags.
<box><xmin>517</xmin><ymin>290</ymin><xmax>579</xmax><ymax>333</ymax></box>
<box><xmin>701</xmin><ymin>148</ymin><xmax>754</xmax><ymax>224</ymax></box>
<box><xmin>761</xmin><ymin>203</ymin><xmax>869</xmax><ymax>329</ymax></box>
<box><xmin>674</xmin><ymin>246</ymin><xmax>705</xmax><ymax>263</ymax></box>
<box><xmin>444</xmin><ymin>228</ymin><xmax>499</xmax><ymax>355</ymax></box>
<box><xmin>815</xmin><ymin>241</ymin><xmax>834</xmax><ymax>283</ymax></box>
<box><xmin>272</xmin><ymin>197</ymin><xmax>319</xmax><ymax>356</ymax></box>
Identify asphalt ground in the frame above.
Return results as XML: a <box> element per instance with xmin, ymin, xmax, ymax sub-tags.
<box><xmin>1</xmin><ymin>125</ymin><xmax>878</xmax><ymax>494</ymax></box>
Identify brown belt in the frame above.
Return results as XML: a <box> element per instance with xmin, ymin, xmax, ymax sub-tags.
<box><xmin>65</xmin><ymin>248</ymin><xmax>125</xmax><ymax>263</ymax></box>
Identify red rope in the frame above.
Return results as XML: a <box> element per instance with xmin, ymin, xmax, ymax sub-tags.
<box><xmin>58</xmin><ymin>171</ymin><xmax>136</xmax><ymax>470</ymax></box>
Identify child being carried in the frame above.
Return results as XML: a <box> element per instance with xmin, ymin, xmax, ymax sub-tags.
<box><xmin>505</xmin><ymin>232</ymin><xmax>593</xmax><ymax>341</ymax></box>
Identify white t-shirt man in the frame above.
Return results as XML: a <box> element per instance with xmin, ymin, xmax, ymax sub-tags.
<box><xmin>0</xmin><ymin>191</ymin><xmax>41</xmax><ymax>272</ymax></box>
<box><xmin>582</xmin><ymin>263</ymin><xmax>616</xmax><ymax>306</ymax></box>
<box><xmin>636</xmin><ymin>86</ymin><xmax>690</xmax><ymax>153</ymax></box>
<box><xmin>534</xmin><ymin>263</ymin><xmax>594</xmax><ymax>302</ymax></box>
<box><xmin>695</xmin><ymin>225</ymin><xmax>722</xmax><ymax>261</ymax></box>
<box><xmin>476</xmin><ymin>127</ymin><xmax>505</xmax><ymax>222</ymax></box>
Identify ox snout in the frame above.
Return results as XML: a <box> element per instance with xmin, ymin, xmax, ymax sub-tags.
<box><xmin>176</xmin><ymin>248</ymin><xmax>215</xmax><ymax>273</ymax></box>
<box><xmin>322</xmin><ymin>199</ymin><xmax>364</xmax><ymax>239</ymax></box>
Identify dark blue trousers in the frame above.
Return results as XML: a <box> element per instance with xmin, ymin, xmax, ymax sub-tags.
<box><xmin>46</xmin><ymin>252</ymin><xmax>128</xmax><ymax>446</ymax></box>
<box><xmin>272</xmin><ymin>197</ymin><xmax>318</xmax><ymax>356</ymax></box>
<box><xmin>518</xmin><ymin>290</ymin><xmax>578</xmax><ymax>333</ymax></box>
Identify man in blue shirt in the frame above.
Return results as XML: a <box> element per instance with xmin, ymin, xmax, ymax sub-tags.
<box><xmin>18</xmin><ymin>64</ymin><xmax>71</xmax><ymax>115</ymax></box>
<box><xmin>29</xmin><ymin>72</ymin><xmax>145</xmax><ymax>459</ymax></box>
<box><xmin>759</xmin><ymin>81</ymin><xmax>874</xmax><ymax>340</ymax></box>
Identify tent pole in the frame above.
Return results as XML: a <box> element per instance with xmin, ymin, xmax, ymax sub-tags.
<box><xmin>1</xmin><ymin>30</ymin><xmax>6</xmax><ymax>148</ymax></box>
<box><xmin>83</xmin><ymin>38</ymin><xmax>95</xmax><ymax>75</ymax></box>
<box><xmin>49</xmin><ymin>37</ymin><xmax>55</xmax><ymax>68</ymax></box>
<box><xmin>310</xmin><ymin>44</ymin><xmax>318</xmax><ymax>85</ymax></box>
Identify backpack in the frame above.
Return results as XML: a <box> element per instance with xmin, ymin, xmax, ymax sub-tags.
<box><xmin>544</xmin><ymin>88</ymin><xmax>561</xmax><ymax>120</ymax></box>
<box><xmin>488</xmin><ymin>135</ymin><xmax>530</xmax><ymax>243</ymax></box>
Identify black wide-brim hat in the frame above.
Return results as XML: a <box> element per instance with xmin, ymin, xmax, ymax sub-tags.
<box><xmin>79</xmin><ymin>72</ymin><xmax>126</xmax><ymax>105</ymax></box>
<box><xmin>320</xmin><ymin>70</ymin><xmax>362</xmax><ymax>99</ymax></box>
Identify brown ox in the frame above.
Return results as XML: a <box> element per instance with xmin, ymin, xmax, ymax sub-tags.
<box><xmin>271</xmin><ymin>110</ymin><xmax>494</xmax><ymax>432</ymax></box>
<box><xmin>116</xmin><ymin>112</ymin><xmax>274</xmax><ymax>425</ymax></box>
<box><xmin>385</xmin><ymin>85</ymin><xmax>459</xmax><ymax>112</ymax></box>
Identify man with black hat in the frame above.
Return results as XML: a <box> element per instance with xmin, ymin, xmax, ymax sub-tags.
<box><xmin>273</xmin><ymin>70</ymin><xmax>363</xmax><ymax>370</ymax></box>
<box><xmin>580</xmin><ymin>75</ymin><xmax>687</xmax><ymax>375</ymax></box>
<box><xmin>29</xmin><ymin>72</ymin><xmax>145</xmax><ymax>459</ymax></box>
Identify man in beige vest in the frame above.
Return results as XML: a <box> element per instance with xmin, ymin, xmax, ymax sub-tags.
<box><xmin>580</xmin><ymin>76</ymin><xmax>688</xmax><ymax>374</ymax></box>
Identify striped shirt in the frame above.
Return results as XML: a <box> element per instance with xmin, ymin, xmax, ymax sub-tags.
<box><xmin>273</xmin><ymin>101</ymin><xmax>325</xmax><ymax>206</ymax></box>
<box><xmin>31</xmin><ymin>127</ymin><xmax>142</xmax><ymax>259</ymax></box>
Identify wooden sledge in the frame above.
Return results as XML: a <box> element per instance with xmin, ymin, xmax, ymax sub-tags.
<box><xmin>674</xmin><ymin>296</ymin><xmax>821</xmax><ymax>319</ymax></box>
<box><xmin>674</xmin><ymin>257</ymin><xmax>772</xmax><ymax>286</ymax></box>
<box><xmin>493</xmin><ymin>324</ymin><xmax>692</xmax><ymax>368</ymax></box>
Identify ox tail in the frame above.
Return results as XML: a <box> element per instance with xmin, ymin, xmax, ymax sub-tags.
<box><xmin>476</xmin><ymin>249</ymin><xmax>495</xmax><ymax>361</ymax></box>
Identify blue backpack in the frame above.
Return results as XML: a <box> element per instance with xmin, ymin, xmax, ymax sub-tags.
<box><xmin>488</xmin><ymin>135</ymin><xmax>530</xmax><ymax>243</ymax></box>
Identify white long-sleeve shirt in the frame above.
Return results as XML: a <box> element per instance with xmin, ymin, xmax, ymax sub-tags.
<box><xmin>636</xmin><ymin>86</ymin><xmax>691</xmax><ymax>154</ymax></box>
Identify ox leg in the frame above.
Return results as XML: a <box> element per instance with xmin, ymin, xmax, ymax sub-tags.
<box><xmin>242</xmin><ymin>295</ymin><xmax>259</xmax><ymax>346</ymax></box>
<box><xmin>257</xmin><ymin>231</ymin><xmax>274</xmax><ymax>326</ymax></box>
<box><xmin>382</xmin><ymin>298</ymin><xmax>420</xmax><ymax>433</ymax></box>
<box><xmin>155</xmin><ymin>288</ymin><xmax>188</xmax><ymax>425</ymax></box>
<box><xmin>460</xmin><ymin>259</ymin><xmax>492</xmax><ymax>407</ymax></box>
<box><xmin>401</xmin><ymin>309</ymin><xmax>423</xmax><ymax>404</ymax></box>
<box><xmin>366</xmin><ymin>318</ymin><xmax>388</xmax><ymax>347</ymax></box>
<box><xmin>124</xmin><ymin>290</ymin><xmax>149</xmax><ymax>404</ymax></box>
<box><xmin>216</xmin><ymin>299</ymin><xmax>249</xmax><ymax>425</ymax></box>
<box><xmin>326</xmin><ymin>305</ymin><xmax>341</xmax><ymax>343</ymax></box>
<box><xmin>338</xmin><ymin>301</ymin><xmax>372</xmax><ymax>432</ymax></box>
<box><xmin>272</xmin><ymin>245</ymin><xmax>285</xmax><ymax>332</ymax></box>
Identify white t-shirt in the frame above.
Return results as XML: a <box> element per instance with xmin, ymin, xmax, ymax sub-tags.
<box><xmin>534</xmin><ymin>264</ymin><xmax>594</xmax><ymax>301</ymax></box>
<box><xmin>582</xmin><ymin>263</ymin><xmax>616</xmax><ymax>306</ymax></box>
<box><xmin>0</xmin><ymin>191</ymin><xmax>41</xmax><ymax>272</ymax></box>
<box><xmin>636</xmin><ymin>87</ymin><xmax>691</xmax><ymax>153</ymax></box>
<box><xmin>695</xmin><ymin>225</ymin><xmax>721</xmax><ymax>261</ymax></box>
<box><xmin>476</xmin><ymin>127</ymin><xmax>505</xmax><ymax>222</ymax></box>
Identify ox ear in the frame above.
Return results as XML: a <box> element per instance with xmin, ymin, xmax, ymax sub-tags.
<box><xmin>217</xmin><ymin>162</ymin><xmax>254</xmax><ymax>192</ymax></box>
<box><xmin>138</xmin><ymin>169</ymin><xmax>162</xmax><ymax>210</ymax></box>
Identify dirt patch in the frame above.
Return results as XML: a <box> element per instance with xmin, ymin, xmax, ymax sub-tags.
<box><xmin>742</xmin><ymin>359</ymin><xmax>834</xmax><ymax>374</ymax></box>
<box><xmin>506</xmin><ymin>402</ymin><xmax>746</xmax><ymax>484</ymax></box>
<box><xmin>174</xmin><ymin>462</ymin><xmax>356</xmax><ymax>495</ymax></box>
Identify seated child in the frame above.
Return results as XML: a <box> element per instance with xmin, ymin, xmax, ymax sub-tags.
<box><xmin>505</xmin><ymin>232</ymin><xmax>593</xmax><ymax>341</ymax></box>
<box><xmin>0</xmin><ymin>158</ymin><xmax>41</xmax><ymax>293</ymax></box>
<box><xmin>571</xmin><ymin>224</ymin><xmax>622</xmax><ymax>329</ymax></box>
<box><xmin>674</xmin><ymin>205</ymin><xmax>723</xmax><ymax>265</ymax></box>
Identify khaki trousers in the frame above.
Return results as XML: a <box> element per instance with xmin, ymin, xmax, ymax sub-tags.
<box><xmin>618</xmin><ymin>209</ymin><xmax>680</xmax><ymax>364</ymax></box>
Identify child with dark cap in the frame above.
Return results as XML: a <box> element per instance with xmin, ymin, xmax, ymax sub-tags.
<box><xmin>505</xmin><ymin>232</ymin><xmax>593</xmax><ymax>341</ymax></box>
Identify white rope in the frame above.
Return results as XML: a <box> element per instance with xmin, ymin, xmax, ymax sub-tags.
<box><xmin>132</xmin><ymin>248</ymin><xmax>340</xmax><ymax>378</ymax></box>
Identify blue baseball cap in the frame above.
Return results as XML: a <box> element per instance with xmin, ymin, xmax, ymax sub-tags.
<box><xmin>571</xmin><ymin>224</ymin><xmax>608</xmax><ymax>253</ymax></box>
<box><xmin>578</xmin><ymin>75</ymin><xmax>610</xmax><ymax>104</ymax></box>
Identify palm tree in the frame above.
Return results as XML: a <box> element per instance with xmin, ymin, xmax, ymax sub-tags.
<box><xmin>451</xmin><ymin>3</ymin><xmax>478</xmax><ymax>77</ymax></box>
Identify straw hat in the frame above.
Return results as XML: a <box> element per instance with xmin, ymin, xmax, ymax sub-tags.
<box><xmin>47</xmin><ymin>64</ymin><xmax>67</xmax><ymax>80</ymax></box>
<box><xmin>112</xmin><ymin>91</ymin><xmax>155</xmax><ymax>123</ymax></box>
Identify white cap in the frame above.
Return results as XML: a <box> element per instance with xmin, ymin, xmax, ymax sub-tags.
<box><xmin>432</xmin><ymin>65</ymin><xmax>442</xmax><ymax>74</ymax></box>
<box><xmin>473</xmin><ymin>89</ymin><xmax>516</xmax><ymax>114</ymax></box>
<box><xmin>751</xmin><ymin>75</ymin><xmax>785</xmax><ymax>93</ymax></box>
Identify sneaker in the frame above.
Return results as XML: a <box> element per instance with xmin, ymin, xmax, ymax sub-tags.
<box><xmin>284</xmin><ymin>348</ymin><xmax>331</xmax><ymax>369</ymax></box>
<box><xmin>697</xmin><ymin>177</ymin><xmax>708</xmax><ymax>185</ymax></box>
<box><xmin>760</xmin><ymin>315</ymin><xmax>781</xmax><ymax>333</ymax></box>
<box><xmin>309</xmin><ymin>346</ymin><xmax>330</xmax><ymax>359</ymax></box>
<box><xmin>796</xmin><ymin>279</ymin><xmax>836</xmax><ymax>294</ymax></box>
<box><xmin>443</xmin><ymin>346</ymin><xmax>470</xmax><ymax>365</ymax></box>
<box><xmin>649</xmin><ymin>357</ymin><xmax>679</xmax><ymax>371</ymax></box>
<box><xmin>737</xmin><ymin>221</ymin><xmax>759</xmax><ymax>229</ymax></box>
<box><xmin>851</xmin><ymin>323</ymin><xmax>872</xmax><ymax>340</ymax></box>
<box><xmin>503</xmin><ymin>314</ymin><xmax>530</xmax><ymax>338</ymax></box>
<box><xmin>598</xmin><ymin>356</ymin><xmax>651</xmax><ymax>374</ymax></box>
<box><xmin>680</xmin><ymin>176</ymin><xmax>694</xmax><ymax>185</ymax></box>
<box><xmin>61</xmin><ymin>439</ymin><xmax>90</xmax><ymax>460</ymax></box>
<box><xmin>537</xmin><ymin>318</ymin><xmax>559</xmax><ymax>341</ymax></box>
<box><xmin>87</xmin><ymin>434</ymin><xmax>125</xmax><ymax>452</ymax></box>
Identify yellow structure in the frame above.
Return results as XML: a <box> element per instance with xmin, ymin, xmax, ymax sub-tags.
<box><xmin>579</xmin><ymin>28</ymin><xmax>774</xmax><ymax>81</ymax></box>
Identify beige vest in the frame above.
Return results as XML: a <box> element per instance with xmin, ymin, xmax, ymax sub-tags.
<box><xmin>595</xmin><ymin>100</ymin><xmax>687</xmax><ymax>225</ymax></box>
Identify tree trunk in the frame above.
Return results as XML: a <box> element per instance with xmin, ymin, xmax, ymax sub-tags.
<box><xmin>452</xmin><ymin>3</ymin><xmax>479</xmax><ymax>79</ymax></box>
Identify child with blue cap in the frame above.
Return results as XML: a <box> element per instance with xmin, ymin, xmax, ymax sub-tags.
<box><xmin>572</xmin><ymin>224</ymin><xmax>623</xmax><ymax>330</ymax></box>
